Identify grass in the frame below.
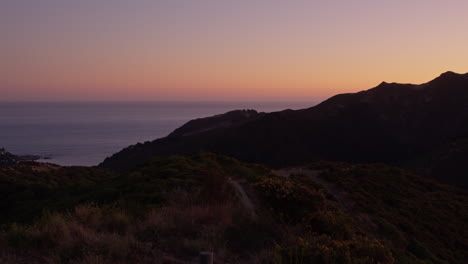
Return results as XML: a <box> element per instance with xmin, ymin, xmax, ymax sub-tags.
<box><xmin>1</xmin><ymin>187</ymin><xmax>261</xmax><ymax>263</ymax></box>
<box><xmin>309</xmin><ymin>161</ymin><xmax>468</xmax><ymax>264</ymax></box>
<box><xmin>0</xmin><ymin>153</ymin><xmax>276</xmax><ymax>263</ymax></box>
<box><xmin>0</xmin><ymin>154</ymin><xmax>466</xmax><ymax>263</ymax></box>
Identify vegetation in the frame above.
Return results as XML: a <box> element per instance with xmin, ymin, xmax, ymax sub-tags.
<box><xmin>309</xmin><ymin>161</ymin><xmax>468</xmax><ymax>263</ymax></box>
<box><xmin>100</xmin><ymin>72</ymin><xmax>468</xmax><ymax>189</ymax></box>
<box><xmin>0</xmin><ymin>154</ymin><xmax>466</xmax><ymax>263</ymax></box>
<box><xmin>0</xmin><ymin>154</ymin><xmax>274</xmax><ymax>263</ymax></box>
<box><xmin>252</xmin><ymin>175</ymin><xmax>394</xmax><ymax>264</ymax></box>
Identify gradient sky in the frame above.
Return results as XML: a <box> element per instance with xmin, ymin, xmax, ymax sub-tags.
<box><xmin>2</xmin><ymin>0</ymin><xmax>468</xmax><ymax>101</ymax></box>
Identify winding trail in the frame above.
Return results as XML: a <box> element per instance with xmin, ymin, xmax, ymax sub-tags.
<box><xmin>229</xmin><ymin>179</ymin><xmax>257</xmax><ymax>219</ymax></box>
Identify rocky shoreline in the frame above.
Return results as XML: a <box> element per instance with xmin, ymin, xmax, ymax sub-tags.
<box><xmin>0</xmin><ymin>148</ymin><xmax>51</xmax><ymax>165</ymax></box>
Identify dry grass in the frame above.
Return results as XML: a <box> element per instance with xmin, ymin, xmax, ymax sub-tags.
<box><xmin>0</xmin><ymin>188</ymin><xmax>269</xmax><ymax>264</ymax></box>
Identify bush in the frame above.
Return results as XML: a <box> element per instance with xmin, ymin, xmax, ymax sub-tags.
<box><xmin>276</xmin><ymin>235</ymin><xmax>394</xmax><ymax>264</ymax></box>
<box><xmin>4</xmin><ymin>224</ymin><xmax>36</xmax><ymax>248</ymax></box>
<box><xmin>254</xmin><ymin>177</ymin><xmax>325</xmax><ymax>221</ymax></box>
<box><xmin>305</xmin><ymin>210</ymin><xmax>355</xmax><ymax>240</ymax></box>
<box><xmin>224</xmin><ymin>217</ymin><xmax>280</xmax><ymax>254</ymax></box>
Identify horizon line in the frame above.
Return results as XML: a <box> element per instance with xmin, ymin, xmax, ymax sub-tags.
<box><xmin>0</xmin><ymin>98</ymin><xmax>326</xmax><ymax>104</ymax></box>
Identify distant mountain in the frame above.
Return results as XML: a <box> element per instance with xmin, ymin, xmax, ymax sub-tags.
<box><xmin>100</xmin><ymin>71</ymin><xmax>468</xmax><ymax>187</ymax></box>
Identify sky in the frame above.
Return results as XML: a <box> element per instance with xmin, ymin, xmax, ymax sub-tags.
<box><xmin>1</xmin><ymin>0</ymin><xmax>468</xmax><ymax>101</ymax></box>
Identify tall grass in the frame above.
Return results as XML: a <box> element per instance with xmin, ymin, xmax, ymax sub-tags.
<box><xmin>0</xmin><ymin>189</ymin><xmax>267</xmax><ymax>264</ymax></box>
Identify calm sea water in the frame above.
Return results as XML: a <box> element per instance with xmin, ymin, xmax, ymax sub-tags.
<box><xmin>0</xmin><ymin>101</ymin><xmax>317</xmax><ymax>166</ymax></box>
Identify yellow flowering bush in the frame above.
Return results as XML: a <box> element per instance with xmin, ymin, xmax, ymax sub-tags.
<box><xmin>254</xmin><ymin>177</ymin><xmax>325</xmax><ymax>221</ymax></box>
<box><xmin>275</xmin><ymin>235</ymin><xmax>394</xmax><ymax>264</ymax></box>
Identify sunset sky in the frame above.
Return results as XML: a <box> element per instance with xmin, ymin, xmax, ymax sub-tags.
<box><xmin>2</xmin><ymin>0</ymin><xmax>468</xmax><ymax>101</ymax></box>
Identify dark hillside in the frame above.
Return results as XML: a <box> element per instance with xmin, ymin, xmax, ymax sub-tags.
<box><xmin>308</xmin><ymin>162</ymin><xmax>468</xmax><ymax>263</ymax></box>
<box><xmin>1</xmin><ymin>154</ymin><xmax>466</xmax><ymax>263</ymax></box>
<box><xmin>100</xmin><ymin>72</ymin><xmax>468</xmax><ymax>188</ymax></box>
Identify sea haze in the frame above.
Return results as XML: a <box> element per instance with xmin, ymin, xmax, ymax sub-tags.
<box><xmin>0</xmin><ymin>101</ymin><xmax>317</xmax><ymax>166</ymax></box>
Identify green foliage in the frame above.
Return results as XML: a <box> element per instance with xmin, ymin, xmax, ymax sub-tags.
<box><xmin>273</xmin><ymin>238</ymin><xmax>307</xmax><ymax>264</ymax></box>
<box><xmin>0</xmin><ymin>163</ymin><xmax>115</xmax><ymax>187</ymax></box>
<box><xmin>275</xmin><ymin>236</ymin><xmax>394</xmax><ymax>264</ymax></box>
<box><xmin>0</xmin><ymin>153</ymin><xmax>266</xmax><ymax>225</ymax></box>
<box><xmin>253</xmin><ymin>169</ymin><xmax>395</xmax><ymax>263</ymax></box>
<box><xmin>224</xmin><ymin>217</ymin><xmax>280</xmax><ymax>254</ymax></box>
<box><xmin>254</xmin><ymin>177</ymin><xmax>325</xmax><ymax>222</ymax></box>
<box><xmin>311</xmin><ymin>162</ymin><xmax>468</xmax><ymax>264</ymax></box>
<box><xmin>0</xmin><ymin>155</ymin><xmax>466</xmax><ymax>263</ymax></box>
<box><xmin>3</xmin><ymin>224</ymin><xmax>36</xmax><ymax>249</ymax></box>
<box><xmin>305</xmin><ymin>209</ymin><xmax>355</xmax><ymax>240</ymax></box>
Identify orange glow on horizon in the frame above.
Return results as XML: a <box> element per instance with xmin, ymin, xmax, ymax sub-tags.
<box><xmin>2</xmin><ymin>1</ymin><xmax>468</xmax><ymax>101</ymax></box>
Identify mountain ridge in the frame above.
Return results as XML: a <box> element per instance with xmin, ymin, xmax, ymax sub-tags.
<box><xmin>100</xmin><ymin>71</ymin><xmax>468</xmax><ymax>187</ymax></box>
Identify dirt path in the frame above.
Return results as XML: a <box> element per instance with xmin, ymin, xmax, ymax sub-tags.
<box><xmin>229</xmin><ymin>180</ymin><xmax>257</xmax><ymax>219</ymax></box>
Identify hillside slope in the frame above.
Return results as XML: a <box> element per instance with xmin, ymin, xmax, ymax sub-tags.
<box><xmin>1</xmin><ymin>154</ymin><xmax>466</xmax><ymax>263</ymax></box>
<box><xmin>100</xmin><ymin>72</ymin><xmax>468</xmax><ymax>187</ymax></box>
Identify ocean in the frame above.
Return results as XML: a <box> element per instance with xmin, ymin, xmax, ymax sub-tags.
<box><xmin>0</xmin><ymin>101</ymin><xmax>317</xmax><ymax>166</ymax></box>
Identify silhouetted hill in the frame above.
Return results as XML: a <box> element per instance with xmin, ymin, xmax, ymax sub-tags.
<box><xmin>100</xmin><ymin>71</ymin><xmax>468</xmax><ymax>187</ymax></box>
<box><xmin>168</xmin><ymin>109</ymin><xmax>264</xmax><ymax>138</ymax></box>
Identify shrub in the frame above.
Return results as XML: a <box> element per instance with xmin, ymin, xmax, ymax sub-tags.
<box><xmin>254</xmin><ymin>177</ymin><xmax>325</xmax><ymax>221</ymax></box>
<box><xmin>4</xmin><ymin>224</ymin><xmax>36</xmax><ymax>248</ymax></box>
<box><xmin>198</xmin><ymin>168</ymin><xmax>233</xmax><ymax>203</ymax></box>
<box><xmin>305</xmin><ymin>210</ymin><xmax>355</xmax><ymax>240</ymax></box>
<box><xmin>224</xmin><ymin>217</ymin><xmax>280</xmax><ymax>254</ymax></box>
<box><xmin>275</xmin><ymin>235</ymin><xmax>394</xmax><ymax>264</ymax></box>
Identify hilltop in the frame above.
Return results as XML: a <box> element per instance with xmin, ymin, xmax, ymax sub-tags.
<box><xmin>100</xmin><ymin>72</ymin><xmax>468</xmax><ymax>188</ymax></box>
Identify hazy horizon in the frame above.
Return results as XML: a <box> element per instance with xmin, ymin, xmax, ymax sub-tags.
<box><xmin>0</xmin><ymin>98</ymin><xmax>324</xmax><ymax>103</ymax></box>
<box><xmin>0</xmin><ymin>100</ymin><xmax>317</xmax><ymax>166</ymax></box>
<box><xmin>3</xmin><ymin>0</ymin><xmax>468</xmax><ymax>101</ymax></box>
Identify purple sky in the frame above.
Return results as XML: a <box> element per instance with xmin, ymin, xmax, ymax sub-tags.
<box><xmin>2</xmin><ymin>0</ymin><xmax>468</xmax><ymax>101</ymax></box>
